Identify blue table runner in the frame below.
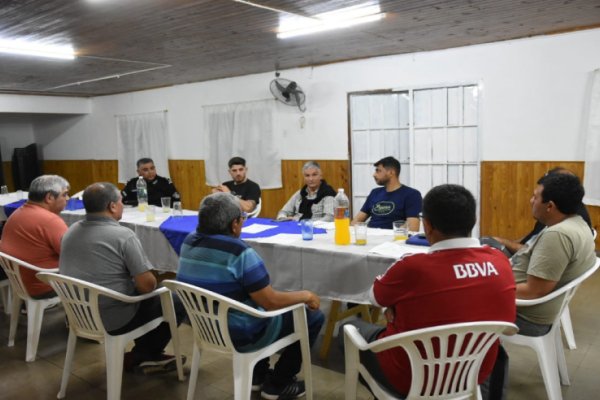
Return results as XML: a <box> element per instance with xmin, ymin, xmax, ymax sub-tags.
<box><xmin>159</xmin><ymin>217</ymin><xmax>327</xmax><ymax>255</ymax></box>
<box><xmin>4</xmin><ymin>198</ymin><xmax>84</xmax><ymax>219</ymax></box>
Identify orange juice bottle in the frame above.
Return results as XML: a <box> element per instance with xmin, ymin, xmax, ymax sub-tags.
<box><xmin>334</xmin><ymin>189</ymin><xmax>350</xmax><ymax>245</ymax></box>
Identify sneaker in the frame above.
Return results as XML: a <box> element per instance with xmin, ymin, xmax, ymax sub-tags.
<box><xmin>261</xmin><ymin>377</ymin><xmax>306</xmax><ymax>400</ymax></box>
<box><xmin>252</xmin><ymin>368</ymin><xmax>273</xmax><ymax>391</ymax></box>
<box><xmin>124</xmin><ymin>353</ymin><xmax>186</xmax><ymax>374</ymax></box>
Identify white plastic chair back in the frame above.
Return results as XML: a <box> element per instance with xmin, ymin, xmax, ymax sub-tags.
<box><xmin>344</xmin><ymin>321</ymin><xmax>518</xmax><ymax>400</ymax></box>
<box><xmin>71</xmin><ymin>190</ymin><xmax>84</xmax><ymax>199</ymax></box>
<box><xmin>37</xmin><ymin>272</ymin><xmax>184</xmax><ymax>400</ymax></box>
<box><xmin>502</xmin><ymin>257</ymin><xmax>600</xmax><ymax>400</ymax></box>
<box><xmin>163</xmin><ymin>279</ymin><xmax>313</xmax><ymax>400</ymax></box>
<box><xmin>247</xmin><ymin>198</ymin><xmax>262</xmax><ymax>218</ymax></box>
<box><xmin>0</xmin><ymin>251</ymin><xmax>60</xmax><ymax>362</ymax></box>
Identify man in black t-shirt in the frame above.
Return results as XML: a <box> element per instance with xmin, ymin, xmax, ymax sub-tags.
<box><xmin>212</xmin><ymin>157</ymin><xmax>261</xmax><ymax>213</ymax></box>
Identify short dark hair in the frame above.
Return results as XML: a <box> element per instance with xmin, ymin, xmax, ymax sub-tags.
<box><xmin>374</xmin><ymin>156</ymin><xmax>400</xmax><ymax>176</ymax></box>
<box><xmin>197</xmin><ymin>192</ymin><xmax>242</xmax><ymax>235</ymax></box>
<box><xmin>136</xmin><ymin>158</ymin><xmax>154</xmax><ymax>168</ymax></box>
<box><xmin>422</xmin><ymin>184</ymin><xmax>476</xmax><ymax>237</ymax></box>
<box><xmin>537</xmin><ymin>173</ymin><xmax>584</xmax><ymax>215</ymax></box>
<box><xmin>228</xmin><ymin>157</ymin><xmax>246</xmax><ymax>168</ymax></box>
<box><xmin>83</xmin><ymin>182</ymin><xmax>120</xmax><ymax>213</ymax></box>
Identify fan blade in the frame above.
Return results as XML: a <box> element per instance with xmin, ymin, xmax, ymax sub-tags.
<box><xmin>274</xmin><ymin>79</ymin><xmax>291</xmax><ymax>101</ymax></box>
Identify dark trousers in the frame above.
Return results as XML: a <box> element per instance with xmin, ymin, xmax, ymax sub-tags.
<box><xmin>107</xmin><ymin>295</ymin><xmax>185</xmax><ymax>362</ymax></box>
<box><xmin>253</xmin><ymin>307</ymin><xmax>324</xmax><ymax>386</ymax></box>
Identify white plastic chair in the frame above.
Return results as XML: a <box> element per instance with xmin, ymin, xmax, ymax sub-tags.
<box><xmin>0</xmin><ymin>251</ymin><xmax>61</xmax><ymax>362</ymax></box>
<box><xmin>246</xmin><ymin>198</ymin><xmax>262</xmax><ymax>218</ymax></box>
<box><xmin>344</xmin><ymin>321</ymin><xmax>518</xmax><ymax>400</ymax></box>
<box><xmin>163</xmin><ymin>279</ymin><xmax>313</xmax><ymax>400</ymax></box>
<box><xmin>70</xmin><ymin>190</ymin><xmax>84</xmax><ymax>199</ymax></box>
<box><xmin>37</xmin><ymin>272</ymin><xmax>185</xmax><ymax>400</ymax></box>
<box><xmin>0</xmin><ymin>278</ymin><xmax>10</xmax><ymax>315</ymax></box>
<box><xmin>561</xmin><ymin>229</ymin><xmax>598</xmax><ymax>350</ymax></box>
<box><xmin>501</xmin><ymin>257</ymin><xmax>600</xmax><ymax>400</ymax></box>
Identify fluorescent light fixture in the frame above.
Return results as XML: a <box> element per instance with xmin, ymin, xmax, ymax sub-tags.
<box><xmin>278</xmin><ymin>3</ymin><xmax>385</xmax><ymax>39</ymax></box>
<box><xmin>0</xmin><ymin>39</ymin><xmax>75</xmax><ymax>60</ymax></box>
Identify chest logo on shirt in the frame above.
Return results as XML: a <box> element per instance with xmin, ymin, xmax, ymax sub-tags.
<box><xmin>453</xmin><ymin>262</ymin><xmax>499</xmax><ymax>279</ymax></box>
<box><xmin>372</xmin><ymin>201</ymin><xmax>395</xmax><ymax>216</ymax></box>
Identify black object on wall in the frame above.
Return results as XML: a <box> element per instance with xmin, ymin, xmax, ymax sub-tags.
<box><xmin>12</xmin><ymin>144</ymin><xmax>41</xmax><ymax>190</ymax></box>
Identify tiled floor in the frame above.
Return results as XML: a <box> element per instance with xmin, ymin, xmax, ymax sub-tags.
<box><xmin>1</xmin><ymin>269</ymin><xmax>600</xmax><ymax>399</ymax></box>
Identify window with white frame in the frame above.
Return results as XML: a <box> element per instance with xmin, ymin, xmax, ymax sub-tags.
<box><xmin>349</xmin><ymin>84</ymin><xmax>480</xmax><ymax>233</ymax></box>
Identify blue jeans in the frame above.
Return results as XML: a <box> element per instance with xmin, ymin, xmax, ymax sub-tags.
<box><xmin>254</xmin><ymin>307</ymin><xmax>324</xmax><ymax>386</ymax></box>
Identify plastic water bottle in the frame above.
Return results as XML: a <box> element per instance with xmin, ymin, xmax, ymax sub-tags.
<box><xmin>334</xmin><ymin>188</ymin><xmax>350</xmax><ymax>245</ymax></box>
<box><xmin>136</xmin><ymin>176</ymin><xmax>148</xmax><ymax>211</ymax></box>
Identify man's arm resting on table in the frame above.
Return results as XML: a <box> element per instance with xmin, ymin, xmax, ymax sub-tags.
<box><xmin>250</xmin><ymin>285</ymin><xmax>320</xmax><ymax>311</ymax></box>
<box><xmin>407</xmin><ymin>217</ymin><xmax>420</xmax><ymax>232</ymax></box>
<box><xmin>516</xmin><ymin>274</ymin><xmax>558</xmax><ymax>300</ymax></box>
<box><xmin>239</xmin><ymin>199</ymin><xmax>256</xmax><ymax>213</ymax></box>
<box><xmin>134</xmin><ymin>271</ymin><xmax>158</xmax><ymax>294</ymax></box>
<box><xmin>493</xmin><ymin>236</ymin><xmax>524</xmax><ymax>254</ymax></box>
<box><xmin>351</xmin><ymin>211</ymin><xmax>369</xmax><ymax>225</ymax></box>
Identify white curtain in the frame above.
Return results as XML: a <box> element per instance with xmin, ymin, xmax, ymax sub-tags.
<box><xmin>583</xmin><ymin>69</ymin><xmax>600</xmax><ymax>206</ymax></box>
<box><xmin>116</xmin><ymin>111</ymin><xmax>170</xmax><ymax>183</ymax></box>
<box><xmin>204</xmin><ymin>100</ymin><xmax>282</xmax><ymax>189</ymax></box>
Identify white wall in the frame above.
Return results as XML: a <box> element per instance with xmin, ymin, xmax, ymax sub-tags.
<box><xmin>6</xmin><ymin>28</ymin><xmax>600</xmax><ymax>162</ymax></box>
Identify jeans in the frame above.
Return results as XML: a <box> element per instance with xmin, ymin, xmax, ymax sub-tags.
<box><xmin>108</xmin><ymin>294</ymin><xmax>185</xmax><ymax>361</ymax></box>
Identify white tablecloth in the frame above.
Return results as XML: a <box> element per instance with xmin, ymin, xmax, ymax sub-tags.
<box><xmin>61</xmin><ymin>208</ymin><xmax>425</xmax><ymax>302</ymax></box>
<box><xmin>0</xmin><ymin>192</ymin><xmax>28</xmax><ymax>221</ymax></box>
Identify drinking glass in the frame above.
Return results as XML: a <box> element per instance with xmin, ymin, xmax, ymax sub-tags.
<box><xmin>354</xmin><ymin>222</ymin><xmax>367</xmax><ymax>245</ymax></box>
<box><xmin>393</xmin><ymin>220</ymin><xmax>408</xmax><ymax>241</ymax></box>
<box><xmin>300</xmin><ymin>219</ymin><xmax>313</xmax><ymax>240</ymax></box>
<box><xmin>145</xmin><ymin>205</ymin><xmax>156</xmax><ymax>222</ymax></box>
<box><xmin>161</xmin><ymin>197</ymin><xmax>171</xmax><ymax>212</ymax></box>
<box><xmin>0</xmin><ymin>185</ymin><xmax>8</xmax><ymax>195</ymax></box>
<box><xmin>172</xmin><ymin>201</ymin><xmax>183</xmax><ymax>217</ymax></box>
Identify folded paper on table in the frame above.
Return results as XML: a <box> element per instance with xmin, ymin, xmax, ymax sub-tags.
<box><xmin>369</xmin><ymin>241</ymin><xmax>429</xmax><ymax>258</ymax></box>
<box><xmin>159</xmin><ymin>217</ymin><xmax>327</xmax><ymax>255</ymax></box>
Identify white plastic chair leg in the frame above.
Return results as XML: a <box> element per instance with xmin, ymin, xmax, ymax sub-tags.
<box><xmin>186</xmin><ymin>344</ymin><xmax>201</xmax><ymax>400</ymax></box>
<box><xmin>0</xmin><ymin>283</ymin><xmax>10</xmax><ymax>315</ymax></box>
<box><xmin>344</xmin><ymin>344</ymin><xmax>359</xmax><ymax>400</ymax></box>
<box><xmin>58</xmin><ymin>330</ymin><xmax>78</xmax><ymax>399</ymax></box>
<box><xmin>25</xmin><ymin>300</ymin><xmax>45</xmax><ymax>362</ymax></box>
<box><xmin>560</xmin><ymin>307</ymin><xmax>576</xmax><ymax>350</ymax></box>
<box><xmin>8</xmin><ymin>295</ymin><xmax>21</xmax><ymax>347</ymax></box>
<box><xmin>104</xmin><ymin>337</ymin><xmax>126</xmax><ymax>400</ymax></box>
<box><xmin>535</xmin><ymin>335</ymin><xmax>563</xmax><ymax>400</ymax></box>
<box><xmin>555</xmin><ymin>327</ymin><xmax>570</xmax><ymax>385</ymax></box>
<box><xmin>232</xmin><ymin>354</ymin><xmax>253</xmax><ymax>400</ymax></box>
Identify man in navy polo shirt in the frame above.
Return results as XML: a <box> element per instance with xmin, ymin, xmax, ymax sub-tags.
<box><xmin>352</xmin><ymin>156</ymin><xmax>422</xmax><ymax>231</ymax></box>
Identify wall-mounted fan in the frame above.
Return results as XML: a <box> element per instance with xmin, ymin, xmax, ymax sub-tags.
<box><xmin>270</xmin><ymin>73</ymin><xmax>306</xmax><ymax>112</ymax></box>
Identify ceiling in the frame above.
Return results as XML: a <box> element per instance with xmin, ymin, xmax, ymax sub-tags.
<box><xmin>1</xmin><ymin>0</ymin><xmax>599</xmax><ymax>97</ymax></box>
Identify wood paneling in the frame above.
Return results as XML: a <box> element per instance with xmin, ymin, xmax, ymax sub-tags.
<box><xmin>480</xmin><ymin>161</ymin><xmax>600</xmax><ymax>249</ymax></box>
<box><xmin>2</xmin><ymin>1</ymin><xmax>600</xmax><ymax>96</ymax></box>
<box><xmin>39</xmin><ymin>159</ymin><xmax>350</xmax><ymax>219</ymax></box>
<box><xmin>31</xmin><ymin>159</ymin><xmax>600</xmax><ymax>249</ymax></box>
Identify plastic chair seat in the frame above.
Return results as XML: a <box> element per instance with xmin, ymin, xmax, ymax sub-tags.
<box><xmin>37</xmin><ymin>272</ymin><xmax>184</xmax><ymax>400</ymax></box>
<box><xmin>344</xmin><ymin>321</ymin><xmax>518</xmax><ymax>400</ymax></box>
<box><xmin>163</xmin><ymin>280</ymin><xmax>313</xmax><ymax>400</ymax></box>
<box><xmin>0</xmin><ymin>251</ymin><xmax>61</xmax><ymax>362</ymax></box>
<box><xmin>501</xmin><ymin>257</ymin><xmax>600</xmax><ymax>400</ymax></box>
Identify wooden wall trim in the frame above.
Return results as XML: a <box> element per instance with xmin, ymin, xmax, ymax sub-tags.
<box><xmin>5</xmin><ymin>159</ymin><xmax>596</xmax><ymax>249</ymax></box>
<box><xmin>480</xmin><ymin>161</ymin><xmax>599</xmax><ymax>249</ymax></box>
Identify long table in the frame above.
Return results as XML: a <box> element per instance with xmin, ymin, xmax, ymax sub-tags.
<box><xmin>61</xmin><ymin>206</ymin><xmax>427</xmax><ymax>359</ymax></box>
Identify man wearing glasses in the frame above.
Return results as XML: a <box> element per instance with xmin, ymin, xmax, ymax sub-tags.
<box><xmin>0</xmin><ymin>175</ymin><xmax>70</xmax><ymax>299</ymax></box>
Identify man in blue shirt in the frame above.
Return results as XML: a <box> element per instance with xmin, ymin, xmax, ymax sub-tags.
<box><xmin>352</xmin><ymin>156</ymin><xmax>422</xmax><ymax>231</ymax></box>
<box><xmin>177</xmin><ymin>192</ymin><xmax>324</xmax><ymax>399</ymax></box>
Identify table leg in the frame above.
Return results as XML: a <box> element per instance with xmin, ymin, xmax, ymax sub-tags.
<box><xmin>319</xmin><ymin>301</ymin><xmax>374</xmax><ymax>360</ymax></box>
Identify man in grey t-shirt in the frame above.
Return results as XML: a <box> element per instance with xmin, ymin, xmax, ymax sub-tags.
<box><xmin>511</xmin><ymin>173</ymin><xmax>596</xmax><ymax>336</ymax></box>
<box><xmin>60</xmin><ymin>182</ymin><xmax>184</xmax><ymax>373</ymax></box>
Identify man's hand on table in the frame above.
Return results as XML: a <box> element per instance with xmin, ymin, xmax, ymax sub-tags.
<box><xmin>304</xmin><ymin>291</ymin><xmax>320</xmax><ymax>310</ymax></box>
